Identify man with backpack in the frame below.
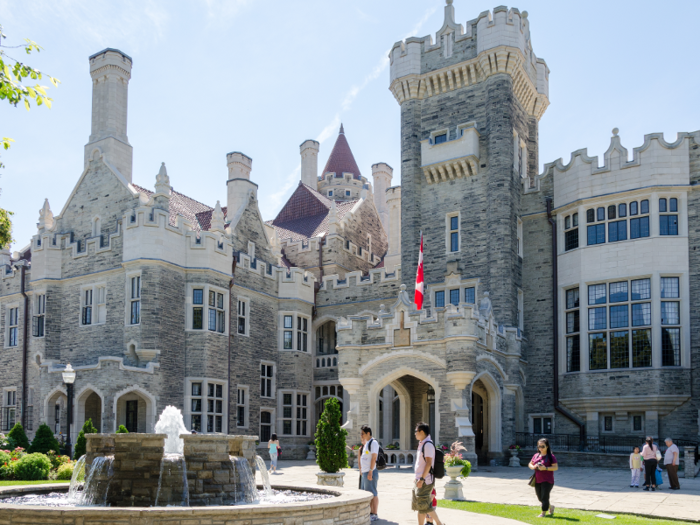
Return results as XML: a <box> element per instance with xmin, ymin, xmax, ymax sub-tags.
<box><xmin>359</xmin><ymin>425</ymin><xmax>381</xmax><ymax>522</ymax></box>
<box><xmin>413</xmin><ymin>422</ymin><xmax>446</xmax><ymax>525</ymax></box>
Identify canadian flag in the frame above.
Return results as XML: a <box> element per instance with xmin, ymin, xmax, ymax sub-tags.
<box><xmin>414</xmin><ymin>232</ymin><xmax>424</xmax><ymax>310</ymax></box>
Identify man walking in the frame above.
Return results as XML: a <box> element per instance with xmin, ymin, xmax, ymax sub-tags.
<box><xmin>413</xmin><ymin>422</ymin><xmax>444</xmax><ymax>525</ymax></box>
<box><xmin>359</xmin><ymin>425</ymin><xmax>380</xmax><ymax>521</ymax></box>
<box><xmin>664</xmin><ymin>438</ymin><xmax>681</xmax><ymax>490</ymax></box>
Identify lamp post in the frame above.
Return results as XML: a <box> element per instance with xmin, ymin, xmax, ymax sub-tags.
<box><xmin>62</xmin><ymin>364</ymin><xmax>76</xmax><ymax>458</ymax></box>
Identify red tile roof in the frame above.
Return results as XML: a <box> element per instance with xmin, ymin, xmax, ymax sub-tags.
<box><xmin>133</xmin><ymin>184</ymin><xmax>218</xmax><ymax>231</ymax></box>
<box><xmin>195</xmin><ymin>206</ymin><xmax>228</xmax><ymax>231</ymax></box>
<box><xmin>321</xmin><ymin>124</ymin><xmax>362</xmax><ymax>180</ymax></box>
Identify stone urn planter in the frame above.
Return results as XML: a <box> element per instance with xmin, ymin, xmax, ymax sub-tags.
<box><xmin>509</xmin><ymin>448</ymin><xmax>521</xmax><ymax>467</ymax></box>
<box><xmin>307</xmin><ymin>444</ymin><xmax>316</xmax><ymax>460</ymax></box>
<box><xmin>443</xmin><ymin>466</ymin><xmax>465</xmax><ymax>500</ymax></box>
<box><xmin>316</xmin><ymin>471</ymin><xmax>345</xmax><ymax>487</ymax></box>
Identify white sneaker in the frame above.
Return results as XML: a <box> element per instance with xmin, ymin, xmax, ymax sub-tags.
<box><xmin>370</xmin><ymin>513</ymin><xmax>379</xmax><ymax>521</ymax></box>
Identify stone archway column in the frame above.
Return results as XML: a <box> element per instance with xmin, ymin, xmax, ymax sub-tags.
<box><xmin>446</xmin><ymin>371</ymin><xmax>478</xmax><ymax>470</ymax></box>
<box><xmin>338</xmin><ymin>378</ymin><xmax>363</xmax><ymax>436</ymax></box>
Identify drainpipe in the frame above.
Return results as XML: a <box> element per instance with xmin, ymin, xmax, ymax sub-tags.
<box><xmin>227</xmin><ymin>254</ymin><xmax>237</xmax><ymax>433</ymax></box>
<box><xmin>17</xmin><ymin>262</ymin><xmax>29</xmax><ymax>429</ymax></box>
<box><xmin>546</xmin><ymin>198</ymin><xmax>586</xmax><ymax>449</ymax></box>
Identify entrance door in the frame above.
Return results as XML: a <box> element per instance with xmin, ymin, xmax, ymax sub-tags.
<box><xmin>125</xmin><ymin>400</ymin><xmax>138</xmax><ymax>433</ymax></box>
<box><xmin>472</xmin><ymin>392</ymin><xmax>485</xmax><ymax>464</ymax></box>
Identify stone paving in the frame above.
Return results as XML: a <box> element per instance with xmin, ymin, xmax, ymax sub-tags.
<box><xmin>267</xmin><ymin>460</ymin><xmax>700</xmax><ymax>524</ymax></box>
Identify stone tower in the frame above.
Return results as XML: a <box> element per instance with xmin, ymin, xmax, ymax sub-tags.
<box><xmin>84</xmin><ymin>48</ymin><xmax>134</xmax><ymax>181</ymax></box>
<box><xmin>389</xmin><ymin>1</ymin><xmax>549</xmax><ymax>325</ymax></box>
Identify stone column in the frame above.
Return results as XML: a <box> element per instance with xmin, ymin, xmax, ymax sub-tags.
<box><xmin>684</xmin><ymin>446</ymin><xmax>696</xmax><ymax>480</ymax></box>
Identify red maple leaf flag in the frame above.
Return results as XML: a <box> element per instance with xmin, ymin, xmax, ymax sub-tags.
<box><xmin>414</xmin><ymin>232</ymin><xmax>424</xmax><ymax>310</ymax></box>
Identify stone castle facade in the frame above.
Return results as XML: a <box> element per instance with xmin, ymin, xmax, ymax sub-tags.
<box><xmin>1</xmin><ymin>2</ymin><xmax>698</xmax><ymax>463</ymax></box>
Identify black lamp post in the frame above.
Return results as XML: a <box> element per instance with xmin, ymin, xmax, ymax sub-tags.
<box><xmin>62</xmin><ymin>364</ymin><xmax>76</xmax><ymax>458</ymax></box>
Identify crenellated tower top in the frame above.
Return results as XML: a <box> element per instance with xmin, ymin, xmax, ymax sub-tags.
<box><xmin>389</xmin><ymin>2</ymin><xmax>549</xmax><ymax>120</ymax></box>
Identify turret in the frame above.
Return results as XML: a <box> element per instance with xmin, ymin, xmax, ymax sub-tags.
<box><xmin>300</xmin><ymin>140</ymin><xmax>320</xmax><ymax>188</ymax></box>
<box><xmin>226</xmin><ymin>152</ymin><xmax>257</xmax><ymax>218</ymax></box>
<box><xmin>84</xmin><ymin>48</ymin><xmax>133</xmax><ymax>181</ymax></box>
<box><xmin>371</xmin><ymin>163</ymin><xmax>393</xmax><ymax>232</ymax></box>
<box><xmin>384</xmin><ymin>187</ymin><xmax>401</xmax><ymax>272</ymax></box>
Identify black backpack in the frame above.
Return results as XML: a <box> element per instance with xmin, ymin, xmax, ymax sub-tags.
<box><xmin>421</xmin><ymin>440</ymin><xmax>445</xmax><ymax>479</ymax></box>
<box><xmin>362</xmin><ymin>438</ymin><xmax>388</xmax><ymax>471</ymax></box>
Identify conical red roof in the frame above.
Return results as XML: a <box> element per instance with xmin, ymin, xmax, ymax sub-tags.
<box><xmin>321</xmin><ymin>124</ymin><xmax>362</xmax><ymax>180</ymax></box>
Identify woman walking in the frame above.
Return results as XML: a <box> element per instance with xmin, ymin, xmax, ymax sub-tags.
<box><xmin>529</xmin><ymin>438</ymin><xmax>558</xmax><ymax>518</ymax></box>
<box><xmin>641</xmin><ymin>437</ymin><xmax>659</xmax><ymax>491</ymax></box>
<box><xmin>268</xmin><ymin>433</ymin><xmax>280</xmax><ymax>474</ymax></box>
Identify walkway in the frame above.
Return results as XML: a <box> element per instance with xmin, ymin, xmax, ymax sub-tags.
<box><xmin>270</xmin><ymin>461</ymin><xmax>700</xmax><ymax>523</ymax></box>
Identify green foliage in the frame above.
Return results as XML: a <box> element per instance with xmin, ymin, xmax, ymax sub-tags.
<box><xmin>73</xmin><ymin>418</ymin><xmax>97</xmax><ymax>460</ymax></box>
<box><xmin>7</xmin><ymin>423</ymin><xmax>29</xmax><ymax>450</ymax></box>
<box><xmin>0</xmin><ymin>208</ymin><xmax>12</xmax><ymax>248</ymax></box>
<box><xmin>55</xmin><ymin>462</ymin><xmax>74</xmax><ymax>480</ymax></box>
<box><xmin>0</xmin><ymin>451</ymin><xmax>12</xmax><ymax>480</ymax></box>
<box><xmin>314</xmin><ymin>397</ymin><xmax>348</xmax><ymax>474</ymax></box>
<box><xmin>116</xmin><ymin>425</ymin><xmax>129</xmax><ymax>434</ymax></box>
<box><xmin>28</xmin><ymin>423</ymin><xmax>60</xmax><ymax>455</ymax></box>
<box><xmin>13</xmin><ymin>453</ymin><xmax>50</xmax><ymax>480</ymax></box>
<box><xmin>45</xmin><ymin>450</ymin><xmax>70</xmax><ymax>470</ymax></box>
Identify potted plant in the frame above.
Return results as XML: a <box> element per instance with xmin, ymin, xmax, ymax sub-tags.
<box><xmin>508</xmin><ymin>444</ymin><xmax>521</xmax><ymax>467</ymax></box>
<box><xmin>443</xmin><ymin>441</ymin><xmax>471</xmax><ymax>500</ymax></box>
<box><xmin>314</xmin><ymin>397</ymin><xmax>348</xmax><ymax>486</ymax></box>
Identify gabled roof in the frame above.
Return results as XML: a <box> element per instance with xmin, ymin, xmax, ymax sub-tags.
<box><xmin>195</xmin><ymin>206</ymin><xmax>228</xmax><ymax>231</ymax></box>
<box><xmin>321</xmin><ymin>124</ymin><xmax>362</xmax><ymax>180</ymax></box>
<box><xmin>132</xmin><ymin>184</ymin><xmax>217</xmax><ymax>231</ymax></box>
<box><xmin>268</xmin><ymin>183</ymin><xmax>358</xmax><ymax>242</ymax></box>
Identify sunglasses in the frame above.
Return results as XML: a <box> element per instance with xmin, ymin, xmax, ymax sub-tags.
<box><xmin>538</xmin><ymin>445</ymin><xmax>547</xmax><ymax>449</ymax></box>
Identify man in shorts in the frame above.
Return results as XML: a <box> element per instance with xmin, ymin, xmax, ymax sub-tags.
<box><xmin>359</xmin><ymin>425</ymin><xmax>379</xmax><ymax>521</ymax></box>
<box><xmin>413</xmin><ymin>422</ymin><xmax>444</xmax><ymax>525</ymax></box>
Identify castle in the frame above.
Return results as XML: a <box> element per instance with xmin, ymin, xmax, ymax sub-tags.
<box><xmin>1</xmin><ymin>1</ymin><xmax>698</xmax><ymax>464</ymax></box>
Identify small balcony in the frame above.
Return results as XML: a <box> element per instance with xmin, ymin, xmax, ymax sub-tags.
<box><xmin>420</xmin><ymin>124</ymin><xmax>479</xmax><ymax>184</ymax></box>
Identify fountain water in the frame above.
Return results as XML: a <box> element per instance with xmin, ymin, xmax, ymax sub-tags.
<box><xmin>255</xmin><ymin>455</ymin><xmax>273</xmax><ymax>496</ymax></box>
<box><xmin>154</xmin><ymin>453</ymin><xmax>189</xmax><ymax>506</ymax></box>
<box><xmin>77</xmin><ymin>456</ymin><xmax>113</xmax><ymax>506</ymax></box>
<box><xmin>154</xmin><ymin>405</ymin><xmax>190</xmax><ymax>454</ymax></box>
<box><xmin>66</xmin><ymin>455</ymin><xmax>86</xmax><ymax>501</ymax></box>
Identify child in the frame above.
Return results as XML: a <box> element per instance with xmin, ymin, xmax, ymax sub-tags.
<box><xmin>630</xmin><ymin>446</ymin><xmax>642</xmax><ymax>488</ymax></box>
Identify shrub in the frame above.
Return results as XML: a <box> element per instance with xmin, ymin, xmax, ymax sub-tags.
<box><xmin>0</xmin><ymin>451</ymin><xmax>13</xmax><ymax>480</ymax></box>
<box><xmin>116</xmin><ymin>425</ymin><xmax>129</xmax><ymax>434</ymax></box>
<box><xmin>46</xmin><ymin>450</ymin><xmax>70</xmax><ymax>471</ymax></box>
<box><xmin>29</xmin><ymin>423</ymin><xmax>60</xmax><ymax>455</ymax></box>
<box><xmin>314</xmin><ymin>397</ymin><xmax>348</xmax><ymax>474</ymax></box>
<box><xmin>55</xmin><ymin>462</ymin><xmax>74</xmax><ymax>480</ymax></box>
<box><xmin>73</xmin><ymin>418</ymin><xmax>98</xmax><ymax>460</ymax></box>
<box><xmin>13</xmin><ymin>453</ymin><xmax>51</xmax><ymax>481</ymax></box>
<box><xmin>7</xmin><ymin>423</ymin><xmax>30</xmax><ymax>450</ymax></box>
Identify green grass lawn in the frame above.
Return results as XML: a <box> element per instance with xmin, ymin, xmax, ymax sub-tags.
<box><xmin>0</xmin><ymin>480</ymin><xmax>69</xmax><ymax>487</ymax></box>
<box><xmin>438</xmin><ymin>500</ymin><xmax>694</xmax><ymax>525</ymax></box>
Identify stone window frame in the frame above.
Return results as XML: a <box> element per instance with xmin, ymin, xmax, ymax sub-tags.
<box><xmin>185</xmin><ymin>283</ymin><xmax>229</xmax><ymax>336</ymax></box>
<box><xmin>517</xmin><ymin>288</ymin><xmax>524</xmax><ymax>331</ymax></box>
<box><xmin>236</xmin><ymin>296</ymin><xmax>250</xmax><ymax>337</ymax></box>
<box><xmin>657</xmin><ymin>193</ymin><xmax>683</xmax><ymax>237</ymax></box>
<box><xmin>236</xmin><ymin>385</ymin><xmax>249</xmax><ymax>429</ymax></box>
<box><xmin>632</xmin><ymin>413</ymin><xmax>644</xmax><ymax>433</ymax></box>
<box><xmin>4</xmin><ymin>302</ymin><xmax>20</xmax><ymax>348</ymax></box>
<box><xmin>259</xmin><ymin>407</ymin><xmax>276</xmax><ymax>443</ymax></box>
<box><xmin>124</xmin><ymin>270</ymin><xmax>141</xmax><ymax>326</ymax></box>
<box><xmin>430</xmin><ymin>280</ymin><xmax>479</xmax><ymax>311</ymax></box>
<box><xmin>429</xmin><ymin>128</ymin><xmax>449</xmax><ymax>145</ymax></box>
<box><xmin>517</xmin><ymin>217</ymin><xmax>523</xmax><ymax>258</ymax></box>
<box><xmin>183</xmin><ymin>377</ymin><xmax>228</xmax><ymax>435</ymax></box>
<box><xmin>328</xmin><ymin>190</ymin><xmax>334</xmax><ymax>197</ymax></box>
<box><xmin>278</xmin><ymin>312</ymin><xmax>310</xmax><ymax>353</ymax></box>
<box><xmin>602</xmin><ymin>414</ymin><xmax>615</xmax><ymax>433</ymax></box>
<box><xmin>79</xmin><ymin>282</ymin><xmax>107</xmax><ymax>327</ymax></box>
<box><xmin>445</xmin><ymin>211</ymin><xmax>461</xmax><ymax>254</ymax></box>
<box><xmin>1</xmin><ymin>387</ymin><xmax>17</xmax><ymax>432</ymax></box>
<box><xmin>563</xmin><ymin>212</ymin><xmax>580</xmax><ymax>252</ymax></box>
<box><xmin>32</xmin><ymin>289</ymin><xmax>46</xmax><ymax>338</ymax></box>
<box><xmin>278</xmin><ymin>389</ymin><xmax>310</xmax><ymax>438</ymax></box>
<box><xmin>528</xmin><ymin>413</ymin><xmax>554</xmax><ymax>435</ymax></box>
<box><xmin>260</xmin><ymin>361</ymin><xmax>276</xmax><ymax>399</ymax></box>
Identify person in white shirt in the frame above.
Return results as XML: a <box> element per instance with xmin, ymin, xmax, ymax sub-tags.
<box><xmin>413</xmin><ymin>422</ymin><xmax>445</xmax><ymax>525</ymax></box>
<box><xmin>664</xmin><ymin>438</ymin><xmax>680</xmax><ymax>490</ymax></box>
<box><xmin>359</xmin><ymin>425</ymin><xmax>380</xmax><ymax>521</ymax></box>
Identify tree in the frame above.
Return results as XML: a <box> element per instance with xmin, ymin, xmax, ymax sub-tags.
<box><xmin>73</xmin><ymin>418</ymin><xmax>97</xmax><ymax>460</ymax></box>
<box><xmin>28</xmin><ymin>423</ymin><xmax>59</xmax><ymax>454</ymax></box>
<box><xmin>7</xmin><ymin>422</ymin><xmax>30</xmax><ymax>450</ymax></box>
<box><xmin>0</xmin><ymin>23</ymin><xmax>60</xmax><ymax>246</ymax></box>
<box><xmin>314</xmin><ymin>397</ymin><xmax>348</xmax><ymax>473</ymax></box>
<box><xmin>116</xmin><ymin>425</ymin><xmax>129</xmax><ymax>434</ymax></box>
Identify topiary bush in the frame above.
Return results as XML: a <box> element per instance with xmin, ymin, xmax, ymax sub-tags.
<box><xmin>13</xmin><ymin>453</ymin><xmax>51</xmax><ymax>480</ymax></box>
<box><xmin>116</xmin><ymin>425</ymin><xmax>129</xmax><ymax>434</ymax></box>
<box><xmin>7</xmin><ymin>423</ymin><xmax>30</xmax><ymax>450</ymax></box>
<box><xmin>73</xmin><ymin>418</ymin><xmax>98</xmax><ymax>460</ymax></box>
<box><xmin>314</xmin><ymin>397</ymin><xmax>348</xmax><ymax>474</ymax></box>
<box><xmin>29</xmin><ymin>423</ymin><xmax>60</xmax><ymax>455</ymax></box>
<box><xmin>55</xmin><ymin>462</ymin><xmax>74</xmax><ymax>480</ymax></box>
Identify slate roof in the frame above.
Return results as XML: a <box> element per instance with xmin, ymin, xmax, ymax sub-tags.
<box><xmin>132</xmin><ymin>184</ymin><xmax>218</xmax><ymax>231</ymax></box>
<box><xmin>321</xmin><ymin>124</ymin><xmax>362</xmax><ymax>180</ymax></box>
<box><xmin>268</xmin><ymin>183</ymin><xmax>358</xmax><ymax>242</ymax></box>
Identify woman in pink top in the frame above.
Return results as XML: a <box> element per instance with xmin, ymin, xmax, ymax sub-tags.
<box><xmin>641</xmin><ymin>436</ymin><xmax>659</xmax><ymax>491</ymax></box>
<box><xmin>528</xmin><ymin>438</ymin><xmax>558</xmax><ymax>518</ymax></box>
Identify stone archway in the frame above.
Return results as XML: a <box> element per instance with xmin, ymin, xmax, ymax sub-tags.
<box><xmin>76</xmin><ymin>386</ymin><xmax>104</xmax><ymax>434</ymax></box>
<box><xmin>471</xmin><ymin>371</ymin><xmax>502</xmax><ymax>464</ymax></box>
<box><xmin>113</xmin><ymin>386</ymin><xmax>156</xmax><ymax>433</ymax></box>
<box><xmin>44</xmin><ymin>386</ymin><xmax>67</xmax><ymax>436</ymax></box>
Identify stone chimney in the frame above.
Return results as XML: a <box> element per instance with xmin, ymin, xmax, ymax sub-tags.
<box><xmin>384</xmin><ymin>186</ymin><xmax>402</xmax><ymax>272</ymax></box>
<box><xmin>84</xmin><ymin>48</ymin><xmax>133</xmax><ymax>181</ymax></box>
<box><xmin>226</xmin><ymin>152</ymin><xmax>257</xmax><ymax>219</ymax></box>
<box><xmin>300</xmin><ymin>140</ymin><xmax>320</xmax><ymax>189</ymax></box>
<box><xmin>372</xmin><ymin>163</ymin><xmax>393</xmax><ymax>232</ymax></box>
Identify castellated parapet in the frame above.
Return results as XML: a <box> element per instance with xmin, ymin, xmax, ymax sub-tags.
<box><xmin>389</xmin><ymin>3</ymin><xmax>549</xmax><ymax>120</ymax></box>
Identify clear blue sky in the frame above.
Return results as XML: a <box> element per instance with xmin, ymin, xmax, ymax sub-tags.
<box><xmin>2</xmin><ymin>0</ymin><xmax>699</xmax><ymax>252</ymax></box>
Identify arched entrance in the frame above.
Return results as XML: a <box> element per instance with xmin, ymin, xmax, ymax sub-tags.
<box><xmin>471</xmin><ymin>372</ymin><xmax>502</xmax><ymax>465</ymax></box>
<box><xmin>44</xmin><ymin>387</ymin><xmax>67</xmax><ymax>436</ymax></box>
<box><xmin>314</xmin><ymin>384</ymin><xmax>344</xmax><ymax>430</ymax></box>
<box><xmin>114</xmin><ymin>386</ymin><xmax>156</xmax><ymax>433</ymax></box>
<box><xmin>76</xmin><ymin>387</ymin><xmax>103</xmax><ymax>433</ymax></box>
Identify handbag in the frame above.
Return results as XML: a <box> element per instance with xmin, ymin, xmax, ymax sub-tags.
<box><xmin>528</xmin><ymin>473</ymin><xmax>537</xmax><ymax>487</ymax></box>
<box><xmin>655</xmin><ymin>468</ymin><xmax>663</xmax><ymax>486</ymax></box>
<box><xmin>655</xmin><ymin>449</ymin><xmax>662</xmax><ymax>461</ymax></box>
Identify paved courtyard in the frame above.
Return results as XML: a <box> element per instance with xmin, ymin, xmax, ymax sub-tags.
<box><xmin>266</xmin><ymin>461</ymin><xmax>700</xmax><ymax>524</ymax></box>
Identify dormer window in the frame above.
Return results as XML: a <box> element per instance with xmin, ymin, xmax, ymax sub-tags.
<box><xmin>328</xmin><ymin>190</ymin><xmax>333</xmax><ymax>197</ymax></box>
<box><xmin>345</xmin><ymin>190</ymin><xmax>351</xmax><ymax>197</ymax></box>
<box><xmin>434</xmin><ymin>133</ymin><xmax>447</xmax><ymax>145</ymax></box>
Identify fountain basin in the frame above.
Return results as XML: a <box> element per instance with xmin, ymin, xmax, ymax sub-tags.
<box><xmin>0</xmin><ymin>483</ymin><xmax>372</xmax><ymax>524</ymax></box>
